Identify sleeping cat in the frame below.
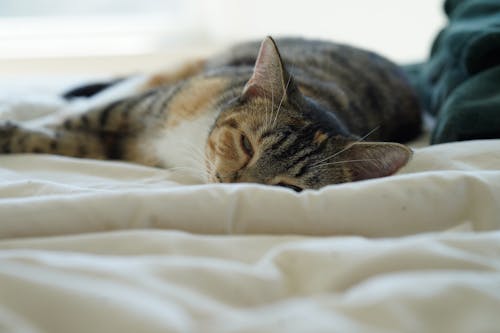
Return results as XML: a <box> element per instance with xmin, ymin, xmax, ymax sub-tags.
<box><xmin>0</xmin><ymin>37</ymin><xmax>421</xmax><ymax>191</ymax></box>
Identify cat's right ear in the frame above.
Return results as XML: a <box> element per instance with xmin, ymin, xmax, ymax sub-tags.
<box><xmin>344</xmin><ymin>142</ymin><xmax>413</xmax><ymax>181</ymax></box>
<box><xmin>241</xmin><ymin>36</ymin><xmax>298</xmax><ymax>102</ymax></box>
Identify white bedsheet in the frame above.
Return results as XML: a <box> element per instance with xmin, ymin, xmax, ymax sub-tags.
<box><xmin>1</xmin><ymin>139</ymin><xmax>499</xmax><ymax>239</ymax></box>
<box><xmin>1</xmin><ymin>81</ymin><xmax>500</xmax><ymax>333</ymax></box>
<box><xmin>1</xmin><ymin>230</ymin><xmax>499</xmax><ymax>333</ymax></box>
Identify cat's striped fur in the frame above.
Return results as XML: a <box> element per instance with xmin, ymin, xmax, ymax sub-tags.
<box><xmin>0</xmin><ymin>37</ymin><xmax>422</xmax><ymax>190</ymax></box>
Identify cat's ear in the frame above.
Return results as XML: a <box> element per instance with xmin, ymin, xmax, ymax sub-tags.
<box><xmin>345</xmin><ymin>142</ymin><xmax>412</xmax><ymax>181</ymax></box>
<box><xmin>242</xmin><ymin>36</ymin><xmax>298</xmax><ymax>101</ymax></box>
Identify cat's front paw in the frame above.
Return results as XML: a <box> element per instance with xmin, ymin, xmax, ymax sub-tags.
<box><xmin>0</xmin><ymin>121</ymin><xmax>21</xmax><ymax>153</ymax></box>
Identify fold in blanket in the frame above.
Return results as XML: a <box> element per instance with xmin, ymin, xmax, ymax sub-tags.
<box><xmin>1</xmin><ymin>139</ymin><xmax>500</xmax><ymax>239</ymax></box>
<box><xmin>1</xmin><ymin>230</ymin><xmax>500</xmax><ymax>333</ymax></box>
<box><xmin>405</xmin><ymin>0</ymin><xmax>500</xmax><ymax>144</ymax></box>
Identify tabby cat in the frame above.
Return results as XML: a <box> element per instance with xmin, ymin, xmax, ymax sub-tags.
<box><xmin>0</xmin><ymin>37</ymin><xmax>421</xmax><ymax>191</ymax></box>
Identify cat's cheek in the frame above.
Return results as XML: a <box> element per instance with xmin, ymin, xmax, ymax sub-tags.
<box><xmin>207</xmin><ymin>128</ymin><xmax>249</xmax><ymax>179</ymax></box>
<box><xmin>205</xmin><ymin>140</ymin><xmax>232</xmax><ymax>183</ymax></box>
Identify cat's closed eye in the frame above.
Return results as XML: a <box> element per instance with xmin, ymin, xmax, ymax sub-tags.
<box><xmin>240</xmin><ymin>134</ymin><xmax>254</xmax><ymax>157</ymax></box>
<box><xmin>276</xmin><ymin>183</ymin><xmax>303</xmax><ymax>192</ymax></box>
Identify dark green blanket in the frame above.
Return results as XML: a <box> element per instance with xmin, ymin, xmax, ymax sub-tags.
<box><xmin>404</xmin><ymin>0</ymin><xmax>500</xmax><ymax>144</ymax></box>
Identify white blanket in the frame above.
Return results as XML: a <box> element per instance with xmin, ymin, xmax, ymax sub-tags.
<box><xmin>1</xmin><ymin>80</ymin><xmax>500</xmax><ymax>333</ymax></box>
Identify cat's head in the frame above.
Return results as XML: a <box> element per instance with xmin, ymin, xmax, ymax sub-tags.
<box><xmin>205</xmin><ymin>36</ymin><xmax>412</xmax><ymax>191</ymax></box>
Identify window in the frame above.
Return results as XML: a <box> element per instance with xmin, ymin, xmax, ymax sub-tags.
<box><xmin>0</xmin><ymin>0</ymin><xmax>445</xmax><ymax>66</ymax></box>
<box><xmin>0</xmin><ymin>0</ymin><xmax>204</xmax><ymax>58</ymax></box>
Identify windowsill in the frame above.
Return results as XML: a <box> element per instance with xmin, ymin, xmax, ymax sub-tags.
<box><xmin>0</xmin><ymin>14</ymin><xmax>223</xmax><ymax>77</ymax></box>
<box><xmin>0</xmin><ymin>47</ymin><xmax>225</xmax><ymax>77</ymax></box>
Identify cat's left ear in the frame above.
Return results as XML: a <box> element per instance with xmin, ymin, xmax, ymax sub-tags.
<box><xmin>345</xmin><ymin>142</ymin><xmax>412</xmax><ymax>181</ymax></box>
<box><xmin>242</xmin><ymin>36</ymin><xmax>299</xmax><ymax>102</ymax></box>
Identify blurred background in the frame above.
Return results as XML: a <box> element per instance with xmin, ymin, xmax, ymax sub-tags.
<box><xmin>0</xmin><ymin>0</ymin><xmax>446</xmax><ymax>76</ymax></box>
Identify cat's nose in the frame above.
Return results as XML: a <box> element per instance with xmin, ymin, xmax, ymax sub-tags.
<box><xmin>214</xmin><ymin>169</ymin><xmax>265</xmax><ymax>185</ymax></box>
<box><xmin>214</xmin><ymin>171</ymin><xmax>239</xmax><ymax>183</ymax></box>
<box><xmin>215</xmin><ymin>172</ymin><xmax>223</xmax><ymax>182</ymax></box>
<box><xmin>235</xmin><ymin>172</ymin><xmax>266</xmax><ymax>185</ymax></box>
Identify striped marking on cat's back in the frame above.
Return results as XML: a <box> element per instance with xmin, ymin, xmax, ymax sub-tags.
<box><xmin>165</xmin><ymin>76</ymin><xmax>230</xmax><ymax>127</ymax></box>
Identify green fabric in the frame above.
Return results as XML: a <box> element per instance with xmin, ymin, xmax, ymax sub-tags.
<box><xmin>404</xmin><ymin>0</ymin><xmax>500</xmax><ymax>144</ymax></box>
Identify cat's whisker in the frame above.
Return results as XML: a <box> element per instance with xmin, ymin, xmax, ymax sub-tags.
<box><xmin>272</xmin><ymin>72</ymin><xmax>293</xmax><ymax>128</ymax></box>
<box><xmin>174</xmin><ymin>145</ymin><xmax>210</xmax><ymax>175</ymax></box>
<box><xmin>311</xmin><ymin>143</ymin><xmax>355</xmax><ymax>167</ymax></box>
<box><xmin>190</xmin><ymin>147</ymin><xmax>216</xmax><ymax>172</ymax></box>
<box><xmin>311</xmin><ymin>158</ymin><xmax>378</xmax><ymax>170</ymax></box>
<box><xmin>311</xmin><ymin>125</ymin><xmax>381</xmax><ymax>167</ymax></box>
<box><xmin>268</xmin><ymin>89</ymin><xmax>274</xmax><ymax>130</ymax></box>
<box><xmin>167</xmin><ymin>166</ymin><xmax>202</xmax><ymax>172</ymax></box>
<box><xmin>180</xmin><ymin>140</ymin><xmax>214</xmax><ymax>166</ymax></box>
<box><xmin>264</xmin><ymin>89</ymin><xmax>272</xmax><ymax>130</ymax></box>
<box><xmin>358</xmin><ymin>124</ymin><xmax>382</xmax><ymax>142</ymax></box>
<box><xmin>266</xmin><ymin>78</ymin><xmax>276</xmax><ymax>130</ymax></box>
<box><xmin>177</xmin><ymin>144</ymin><xmax>202</xmax><ymax>161</ymax></box>
<box><xmin>178</xmin><ymin>142</ymin><xmax>217</xmax><ymax>177</ymax></box>
<box><xmin>178</xmin><ymin>142</ymin><xmax>201</xmax><ymax>152</ymax></box>
<box><xmin>172</xmin><ymin>124</ymin><xmax>218</xmax><ymax>174</ymax></box>
<box><xmin>166</xmin><ymin>147</ymin><xmax>212</xmax><ymax>179</ymax></box>
<box><xmin>203</xmin><ymin>157</ymin><xmax>216</xmax><ymax>175</ymax></box>
<box><xmin>180</xmin><ymin>140</ymin><xmax>205</xmax><ymax>157</ymax></box>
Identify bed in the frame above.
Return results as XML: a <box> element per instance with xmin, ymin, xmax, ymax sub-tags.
<box><xmin>0</xmin><ymin>70</ymin><xmax>499</xmax><ymax>333</ymax></box>
<box><xmin>2</xmin><ymin>1</ymin><xmax>500</xmax><ymax>327</ymax></box>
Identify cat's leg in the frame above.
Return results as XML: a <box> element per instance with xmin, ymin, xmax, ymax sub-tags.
<box><xmin>56</xmin><ymin>88</ymin><xmax>163</xmax><ymax>135</ymax></box>
<box><xmin>1</xmin><ymin>86</ymin><xmax>168</xmax><ymax>164</ymax></box>
<box><xmin>63</xmin><ymin>78</ymin><xmax>126</xmax><ymax>99</ymax></box>
<box><xmin>0</xmin><ymin>120</ymin><xmax>109</xmax><ymax>159</ymax></box>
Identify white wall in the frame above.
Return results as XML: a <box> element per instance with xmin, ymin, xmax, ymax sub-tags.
<box><xmin>200</xmin><ymin>0</ymin><xmax>446</xmax><ymax>62</ymax></box>
<box><xmin>0</xmin><ymin>0</ymin><xmax>446</xmax><ymax>69</ymax></box>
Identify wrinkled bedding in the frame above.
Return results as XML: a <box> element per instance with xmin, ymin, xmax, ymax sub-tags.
<box><xmin>1</xmin><ymin>80</ymin><xmax>500</xmax><ymax>332</ymax></box>
<box><xmin>1</xmin><ymin>139</ymin><xmax>500</xmax><ymax>239</ymax></box>
<box><xmin>1</xmin><ymin>230</ymin><xmax>500</xmax><ymax>333</ymax></box>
